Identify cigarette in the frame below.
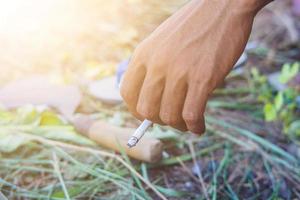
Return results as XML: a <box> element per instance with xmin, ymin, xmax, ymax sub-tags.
<box><xmin>127</xmin><ymin>119</ymin><xmax>153</xmax><ymax>148</ymax></box>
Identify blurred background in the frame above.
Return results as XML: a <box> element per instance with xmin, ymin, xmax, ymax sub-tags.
<box><xmin>0</xmin><ymin>0</ymin><xmax>299</xmax><ymax>199</ymax></box>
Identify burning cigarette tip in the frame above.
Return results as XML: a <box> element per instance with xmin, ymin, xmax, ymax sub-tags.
<box><xmin>127</xmin><ymin>136</ymin><xmax>139</xmax><ymax>148</ymax></box>
<box><xmin>127</xmin><ymin>119</ymin><xmax>153</xmax><ymax>148</ymax></box>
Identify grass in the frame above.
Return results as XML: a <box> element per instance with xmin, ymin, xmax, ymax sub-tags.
<box><xmin>1</xmin><ymin>96</ymin><xmax>300</xmax><ymax>199</ymax></box>
<box><xmin>0</xmin><ymin>74</ymin><xmax>300</xmax><ymax>199</ymax></box>
<box><xmin>0</xmin><ymin>78</ymin><xmax>299</xmax><ymax>199</ymax></box>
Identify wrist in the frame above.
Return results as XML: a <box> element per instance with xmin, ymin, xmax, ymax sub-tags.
<box><xmin>197</xmin><ymin>0</ymin><xmax>273</xmax><ymax>17</ymax></box>
<box><xmin>236</xmin><ymin>0</ymin><xmax>273</xmax><ymax>14</ymax></box>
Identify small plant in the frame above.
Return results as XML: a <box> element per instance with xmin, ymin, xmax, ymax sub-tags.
<box><xmin>279</xmin><ymin>62</ymin><xmax>299</xmax><ymax>84</ymax></box>
<box><xmin>250</xmin><ymin>62</ymin><xmax>300</xmax><ymax>137</ymax></box>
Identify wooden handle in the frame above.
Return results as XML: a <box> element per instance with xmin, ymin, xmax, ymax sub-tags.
<box><xmin>88</xmin><ymin>121</ymin><xmax>163</xmax><ymax>163</ymax></box>
<box><xmin>72</xmin><ymin>115</ymin><xmax>163</xmax><ymax>163</ymax></box>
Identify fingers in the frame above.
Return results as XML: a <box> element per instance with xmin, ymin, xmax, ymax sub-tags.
<box><xmin>122</xmin><ymin>61</ymin><xmax>207</xmax><ymax>135</ymax></box>
<box><xmin>136</xmin><ymin>68</ymin><xmax>165</xmax><ymax>124</ymax></box>
<box><xmin>160</xmin><ymin>73</ymin><xmax>188</xmax><ymax>131</ymax></box>
<box><xmin>121</xmin><ymin>46</ymin><xmax>207</xmax><ymax>135</ymax></box>
<box><xmin>182</xmin><ymin>83</ymin><xmax>207</xmax><ymax>134</ymax></box>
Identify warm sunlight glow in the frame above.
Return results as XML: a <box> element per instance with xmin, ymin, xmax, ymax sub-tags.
<box><xmin>0</xmin><ymin>0</ymin><xmax>116</xmax><ymax>74</ymax></box>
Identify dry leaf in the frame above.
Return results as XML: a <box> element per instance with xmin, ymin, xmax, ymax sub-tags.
<box><xmin>0</xmin><ymin>76</ymin><xmax>82</xmax><ymax>117</ymax></box>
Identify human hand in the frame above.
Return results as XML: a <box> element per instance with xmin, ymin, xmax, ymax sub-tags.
<box><xmin>121</xmin><ymin>0</ymin><xmax>272</xmax><ymax>134</ymax></box>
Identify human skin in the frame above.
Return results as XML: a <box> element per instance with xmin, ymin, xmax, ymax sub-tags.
<box><xmin>120</xmin><ymin>0</ymin><xmax>273</xmax><ymax>134</ymax></box>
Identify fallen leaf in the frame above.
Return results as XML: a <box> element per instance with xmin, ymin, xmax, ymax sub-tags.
<box><xmin>88</xmin><ymin>76</ymin><xmax>123</xmax><ymax>105</ymax></box>
<box><xmin>0</xmin><ymin>76</ymin><xmax>82</xmax><ymax>117</ymax></box>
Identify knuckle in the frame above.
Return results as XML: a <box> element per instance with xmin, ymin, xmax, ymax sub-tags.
<box><xmin>129</xmin><ymin>109</ymin><xmax>143</xmax><ymax>121</ymax></box>
<box><xmin>132</xmin><ymin>43</ymin><xmax>147</xmax><ymax>60</ymax></box>
<box><xmin>189</xmin><ymin>123</ymin><xmax>206</xmax><ymax>135</ymax></box>
<box><xmin>190</xmin><ymin>73</ymin><xmax>217</xmax><ymax>91</ymax></box>
<box><xmin>159</xmin><ymin>111</ymin><xmax>180</xmax><ymax>126</ymax></box>
<box><xmin>147</xmin><ymin>52</ymin><xmax>168</xmax><ymax>71</ymax></box>
<box><xmin>149</xmin><ymin>57</ymin><xmax>167</xmax><ymax>72</ymax></box>
<box><xmin>136</xmin><ymin>103</ymin><xmax>156</xmax><ymax>120</ymax></box>
<box><xmin>182</xmin><ymin>111</ymin><xmax>199</xmax><ymax>124</ymax></box>
<box><xmin>120</xmin><ymin>85</ymin><xmax>132</xmax><ymax>102</ymax></box>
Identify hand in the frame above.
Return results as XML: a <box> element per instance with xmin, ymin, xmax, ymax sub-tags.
<box><xmin>121</xmin><ymin>0</ymin><xmax>272</xmax><ymax>134</ymax></box>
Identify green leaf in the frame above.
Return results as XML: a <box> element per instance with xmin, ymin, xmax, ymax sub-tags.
<box><xmin>279</xmin><ymin>64</ymin><xmax>291</xmax><ymax>83</ymax></box>
<box><xmin>39</xmin><ymin>111</ymin><xmax>64</xmax><ymax>126</ymax></box>
<box><xmin>0</xmin><ymin>107</ymin><xmax>95</xmax><ymax>153</ymax></box>
<box><xmin>148</xmin><ymin>125</ymin><xmax>180</xmax><ymax>140</ymax></box>
<box><xmin>0</xmin><ymin>110</ymin><xmax>13</xmax><ymax>124</ymax></box>
<box><xmin>0</xmin><ymin>125</ymin><xmax>95</xmax><ymax>153</ymax></box>
<box><xmin>291</xmin><ymin>62</ymin><xmax>300</xmax><ymax>77</ymax></box>
<box><xmin>16</xmin><ymin>105</ymin><xmax>39</xmax><ymax>125</ymax></box>
<box><xmin>0</xmin><ymin>131</ymin><xmax>31</xmax><ymax>152</ymax></box>
<box><xmin>274</xmin><ymin>92</ymin><xmax>284</xmax><ymax>111</ymax></box>
<box><xmin>108</xmin><ymin>112</ymin><xmax>124</xmax><ymax>127</ymax></box>
<box><xmin>52</xmin><ymin>186</ymin><xmax>84</xmax><ymax>198</ymax></box>
<box><xmin>32</xmin><ymin>126</ymin><xmax>95</xmax><ymax>146</ymax></box>
<box><xmin>264</xmin><ymin>103</ymin><xmax>277</xmax><ymax>121</ymax></box>
<box><xmin>251</xmin><ymin>68</ymin><xmax>259</xmax><ymax>79</ymax></box>
<box><xmin>279</xmin><ymin>62</ymin><xmax>299</xmax><ymax>84</ymax></box>
<box><xmin>251</xmin><ymin>67</ymin><xmax>267</xmax><ymax>84</ymax></box>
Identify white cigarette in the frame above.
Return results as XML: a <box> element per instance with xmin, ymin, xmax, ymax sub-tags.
<box><xmin>127</xmin><ymin>119</ymin><xmax>153</xmax><ymax>148</ymax></box>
